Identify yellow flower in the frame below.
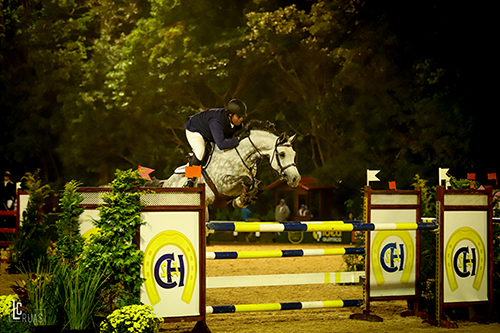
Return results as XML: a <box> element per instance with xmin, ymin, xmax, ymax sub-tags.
<box><xmin>102</xmin><ymin>304</ymin><xmax>162</xmax><ymax>333</ymax></box>
<box><xmin>0</xmin><ymin>294</ymin><xmax>20</xmax><ymax>318</ymax></box>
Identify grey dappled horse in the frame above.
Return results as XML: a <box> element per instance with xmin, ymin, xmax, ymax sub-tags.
<box><xmin>163</xmin><ymin>128</ymin><xmax>301</xmax><ymax>211</ymax></box>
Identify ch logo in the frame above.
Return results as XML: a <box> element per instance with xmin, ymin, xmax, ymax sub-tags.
<box><xmin>453</xmin><ymin>247</ymin><xmax>476</xmax><ymax>278</ymax></box>
<box><xmin>143</xmin><ymin>230</ymin><xmax>197</xmax><ymax>306</ymax></box>
<box><xmin>155</xmin><ymin>253</ymin><xmax>185</xmax><ymax>289</ymax></box>
<box><xmin>380</xmin><ymin>242</ymin><xmax>405</xmax><ymax>273</ymax></box>
<box><xmin>445</xmin><ymin>227</ymin><xmax>485</xmax><ymax>292</ymax></box>
<box><xmin>371</xmin><ymin>231</ymin><xmax>414</xmax><ymax>286</ymax></box>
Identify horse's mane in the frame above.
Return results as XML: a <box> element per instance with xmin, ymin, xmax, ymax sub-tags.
<box><xmin>233</xmin><ymin>119</ymin><xmax>278</xmax><ymax>138</ymax></box>
<box><xmin>246</xmin><ymin>119</ymin><xmax>278</xmax><ymax>134</ymax></box>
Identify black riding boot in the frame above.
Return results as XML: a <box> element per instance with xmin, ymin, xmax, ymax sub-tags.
<box><xmin>184</xmin><ymin>155</ymin><xmax>202</xmax><ymax>188</ymax></box>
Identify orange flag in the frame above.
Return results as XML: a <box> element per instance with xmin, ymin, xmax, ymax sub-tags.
<box><xmin>389</xmin><ymin>181</ymin><xmax>397</xmax><ymax>190</ymax></box>
<box><xmin>185</xmin><ymin>165</ymin><xmax>202</xmax><ymax>179</ymax></box>
<box><xmin>467</xmin><ymin>173</ymin><xmax>476</xmax><ymax>189</ymax></box>
<box><xmin>138</xmin><ymin>165</ymin><xmax>155</xmax><ymax>181</ymax></box>
<box><xmin>488</xmin><ymin>173</ymin><xmax>498</xmax><ymax>185</ymax></box>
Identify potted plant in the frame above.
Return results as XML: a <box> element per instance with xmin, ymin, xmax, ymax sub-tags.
<box><xmin>100</xmin><ymin>304</ymin><xmax>163</xmax><ymax>333</ymax></box>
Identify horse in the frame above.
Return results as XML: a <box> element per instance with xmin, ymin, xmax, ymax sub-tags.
<box><xmin>162</xmin><ymin>127</ymin><xmax>301</xmax><ymax>210</ymax></box>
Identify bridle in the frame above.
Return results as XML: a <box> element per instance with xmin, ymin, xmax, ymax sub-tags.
<box><xmin>235</xmin><ymin>133</ymin><xmax>297</xmax><ymax>187</ymax></box>
<box><xmin>269</xmin><ymin>138</ymin><xmax>297</xmax><ymax>178</ymax></box>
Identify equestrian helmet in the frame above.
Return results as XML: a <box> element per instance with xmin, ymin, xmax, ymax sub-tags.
<box><xmin>227</xmin><ymin>99</ymin><xmax>247</xmax><ymax>118</ymax></box>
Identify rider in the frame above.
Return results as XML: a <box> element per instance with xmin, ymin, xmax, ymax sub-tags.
<box><xmin>183</xmin><ymin>99</ymin><xmax>249</xmax><ymax>187</ymax></box>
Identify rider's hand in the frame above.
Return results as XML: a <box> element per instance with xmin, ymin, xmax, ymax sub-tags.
<box><xmin>238</xmin><ymin>129</ymin><xmax>250</xmax><ymax>141</ymax></box>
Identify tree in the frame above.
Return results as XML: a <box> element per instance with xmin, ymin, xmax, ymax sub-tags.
<box><xmin>0</xmin><ymin>0</ymin><xmax>95</xmax><ymax>183</ymax></box>
<box><xmin>1</xmin><ymin>0</ymin><xmax>494</xmax><ymax>195</ymax></box>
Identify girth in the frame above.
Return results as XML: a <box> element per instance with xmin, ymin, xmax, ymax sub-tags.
<box><xmin>201</xmin><ymin>168</ymin><xmax>234</xmax><ymax>208</ymax></box>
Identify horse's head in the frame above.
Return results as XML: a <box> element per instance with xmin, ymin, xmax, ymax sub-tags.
<box><xmin>270</xmin><ymin>133</ymin><xmax>301</xmax><ymax>187</ymax></box>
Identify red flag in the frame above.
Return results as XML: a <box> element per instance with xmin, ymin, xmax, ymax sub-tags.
<box><xmin>185</xmin><ymin>165</ymin><xmax>202</xmax><ymax>179</ymax></box>
<box><xmin>389</xmin><ymin>181</ymin><xmax>397</xmax><ymax>190</ymax></box>
<box><xmin>488</xmin><ymin>173</ymin><xmax>498</xmax><ymax>185</ymax></box>
<box><xmin>138</xmin><ymin>165</ymin><xmax>155</xmax><ymax>181</ymax></box>
<box><xmin>467</xmin><ymin>173</ymin><xmax>476</xmax><ymax>189</ymax></box>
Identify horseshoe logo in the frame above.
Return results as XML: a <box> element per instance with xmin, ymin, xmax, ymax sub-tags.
<box><xmin>371</xmin><ymin>230</ymin><xmax>414</xmax><ymax>286</ymax></box>
<box><xmin>445</xmin><ymin>227</ymin><xmax>485</xmax><ymax>292</ymax></box>
<box><xmin>143</xmin><ymin>230</ymin><xmax>197</xmax><ymax>305</ymax></box>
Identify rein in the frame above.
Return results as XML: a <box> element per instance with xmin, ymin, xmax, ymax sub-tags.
<box><xmin>234</xmin><ymin>136</ymin><xmax>263</xmax><ymax>191</ymax></box>
<box><xmin>235</xmin><ymin>135</ymin><xmax>296</xmax><ymax>184</ymax></box>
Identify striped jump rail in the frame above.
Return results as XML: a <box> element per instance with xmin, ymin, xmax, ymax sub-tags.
<box><xmin>207</xmin><ymin>247</ymin><xmax>365</xmax><ymax>260</ymax></box>
<box><xmin>207</xmin><ymin>299</ymin><xmax>363</xmax><ymax>314</ymax></box>
<box><xmin>206</xmin><ymin>221</ymin><xmax>439</xmax><ymax>232</ymax></box>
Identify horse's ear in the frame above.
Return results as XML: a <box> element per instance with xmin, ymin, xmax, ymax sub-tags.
<box><xmin>288</xmin><ymin>133</ymin><xmax>297</xmax><ymax>144</ymax></box>
<box><xmin>278</xmin><ymin>133</ymin><xmax>287</xmax><ymax>144</ymax></box>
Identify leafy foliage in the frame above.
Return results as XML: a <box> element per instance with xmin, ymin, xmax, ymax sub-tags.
<box><xmin>54</xmin><ymin>180</ymin><xmax>86</xmax><ymax>263</ymax></box>
<box><xmin>19</xmin><ymin>259</ymin><xmax>60</xmax><ymax>326</ymax></box>
<box><xmin>0</xmin><ymin>0</ymin><xmax>494</xmax><ymax>195</ymax></box>
<box><xmin>8</xmin><ymin>170</ymin><xmax>52</xmax><ymax>269</ymax></box>
<box><xmin>81</xmin><ymin>169</ymin><xmax>148</xmax><ymax>310</ymax></box>
<box><xmin>57</xmin><ymin>260</ymin><xmax>108</xmax><ymax>330</ymax></box>
<box><xmin>412</xmin><ymin>174</ymin><xmax>436</xmax><ymax>218</ymax></box>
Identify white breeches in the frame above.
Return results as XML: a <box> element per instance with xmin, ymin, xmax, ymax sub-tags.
<box><xmin>185</xmin><ymin>130</ymin><xmax>206</xmax><ymax>161</ymax></box>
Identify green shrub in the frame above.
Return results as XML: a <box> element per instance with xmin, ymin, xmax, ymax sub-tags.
<box><xmin>8</xmin><ymin>170</ymin><xmax>52</xmax><ymax>270</ymax></box>
<box><xmin>54</xmin><ymin>180</ymin><xmax>85</xmax><ymax>263</ymax></box>
<box><xmin>82</xmin><ymin>169</ymin><xmax>148</xmax><ymax>311</ymax></box>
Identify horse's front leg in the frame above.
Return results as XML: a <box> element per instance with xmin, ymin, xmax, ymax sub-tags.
<box><xmin>234</xmin><ymin>179</ymin><xmax>265</xmax><ymax>208</ymax></box>
<box><xmin>219</xmin><ymin>175</ymin><xmax>252</xmax><ymax>208</ymax></box>
<box><xmin>225</xmin><ymin>178</ymin><xmax>264</xmax><ymax>209</ymax></box>
<box><xmin>219</xmin><ymin>175</ymin><xmax>250</xmax><ymax>195</ymax></box>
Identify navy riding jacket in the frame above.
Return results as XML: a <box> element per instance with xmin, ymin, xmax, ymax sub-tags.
<box><xmin>184</xmin><ymin>108</ymin><xmax>242</xmax><ymax>150</ymax></box>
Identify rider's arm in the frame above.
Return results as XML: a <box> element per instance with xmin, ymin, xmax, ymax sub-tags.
<box><xmin>209</xmin><ymin>119</ymin><xmax>240</xmax><ymax>150</ymax></box>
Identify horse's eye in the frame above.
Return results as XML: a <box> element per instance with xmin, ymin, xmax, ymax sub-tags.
<box><xmin>279</xmin><ymin>152</ymin><xmax>285</xmax><ymax>158</ymax></box>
